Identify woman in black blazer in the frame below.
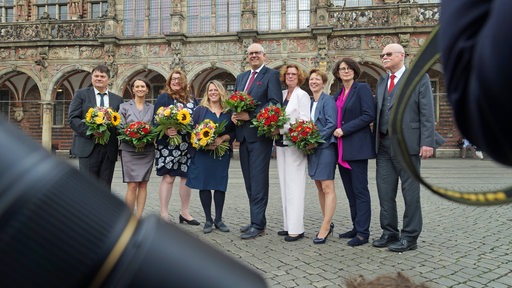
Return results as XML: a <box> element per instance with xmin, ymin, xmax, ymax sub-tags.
<box><xmin>332</xmin><ymin>58</ymin><xmax>376</xmax><ymax>246</ymax></box>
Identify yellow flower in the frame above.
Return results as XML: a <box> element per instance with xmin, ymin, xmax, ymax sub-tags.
<box><xmin>94</xmin><ymin>116</ymin><xmax>104</xmax><ymax>124</ymax></box>
<box><xmin>111</xmin><ymin>112</ymin><xmax>121</xmax><ymax>126</ymax></box>
<box><xmin>163</xmin><ymin>108</ymin><xmax>171</xmax><ymax>117</ymax></box>
<box><xmin>85</xmin><ymin>108</ymin><xmax>93</xmax><ymax>122</ymax></box>
<box><xmin>177</xmin><ymin>109</ymin><xmax>191</xmax><ymax>125</ymax></box>
<box><xmin>199</xmin><ymin>137</ymin><xmax>209</xmax><ymax>147</ymax></box>
<box><xmin>200</xmin><ymin>127</ymin><xmax>212</xmax><ymax>141</ymax></box>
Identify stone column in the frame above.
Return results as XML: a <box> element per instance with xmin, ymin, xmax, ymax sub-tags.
<box><xmin>40</xmin><ymin>101</ymin><xmax>53</xmax><ymax>151</ymax></box>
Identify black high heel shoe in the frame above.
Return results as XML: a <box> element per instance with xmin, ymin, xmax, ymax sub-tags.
<box><xmin>313</xmin><ymin>224</ymin><xmax>334</xmax><ymax>244</ymax></box>
<box><xmin>179</xmin><ymin>214</ymin><xmax>200</xmax><ymax>226</ymax></box>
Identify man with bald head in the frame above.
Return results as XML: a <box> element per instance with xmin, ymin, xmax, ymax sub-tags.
<box><xmin>372</xmin><ymin>43</ymin><xmax>436</xmax><ymax>252</ymax></box>
<box><xmin>233</xmin><ymin>43</ymin><xmax>282</xmax><ymax>239</ymax></box>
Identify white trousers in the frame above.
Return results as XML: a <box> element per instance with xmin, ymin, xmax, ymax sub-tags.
<box><xmin>276</xmin><ymin>145</ymin><xmax>307</xmax><ymax>235</ymax></box>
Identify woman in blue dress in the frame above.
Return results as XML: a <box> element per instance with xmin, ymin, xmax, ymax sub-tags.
<box><xmin>187</xmin><ymin>80</ymin><xmax>235</xmax><ymax>234</ymax></box>
<box><xmin>153</xmin><ymin>70</ymin><xmax>199</xmax><ymax>225</ymax></box>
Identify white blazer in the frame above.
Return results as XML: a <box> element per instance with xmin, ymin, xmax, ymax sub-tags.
<box><xmin>280</xmin><ymin>87</ymin><xmax>311</xmax><ymax>145</ymax></box>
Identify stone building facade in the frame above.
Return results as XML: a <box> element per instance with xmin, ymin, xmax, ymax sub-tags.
<box><xmin>0</xmin><ymin>0</ymin><xmax>459</xmax><ymax>156</ymax></box>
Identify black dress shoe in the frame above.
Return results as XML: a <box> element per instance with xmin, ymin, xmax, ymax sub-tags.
<box><xmin>372</xmin><ymin>234</ymin><xmax>399</xmax><ymax>248</ymax></box>
<box><xmin>179</xmin><ymin>214</ymin><xmax>200</xmax><ymax>226</ymax></box>
<box><xmin>347</xmin><ymin>235</ymin><xmax>368</xmax><ymax>247</ymax></box>
<box><xmin>284</xmin><ymin>233</ymin><xmax>304</xmax><ymax>242</ymax></box>
<box><xmin>388</xmin><ymin>238</ymin><xmax>417</xmax><ymax>252</ymax></box>
<box><xmin>214</xmin><ymin>221</ymin><xmax>230</xmax><ymax>232</ymax></box>
<box><xmin>240</xmin><ymin>227</ymin><xmax>265</xmax><ymax>239</ymax></box>
<box><xmin>277</xmin><ymin>230</ymin><xmax>288</xmax><ymax>236</ymax></box>
<box><xmin>240</xmin><ymin>224</ymin><xmax>251</xmax><ymax>233</ymax></box>
<box><xmin>339</xmin><ymin>229</ymin><xmax>357</xmax><ymax>239</ymax></box>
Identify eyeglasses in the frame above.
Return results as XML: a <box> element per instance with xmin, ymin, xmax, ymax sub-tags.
<box><xmin>379</xmin><ymin>52</ymin><xmax>403</xmax><ymax>59</ymax></box>
<box><xmin>247</xmin><ymin>51</ymin><xmax>263</xmax><ymax>56</ymax></box>
<box><xmin>170</xmin><ymin>77</ymin><xmax>180</xmax><ymax>82</ymax></box>
<box><xmin>285</xmin><ymin>73</ymin><xmax>298</xmax><ymax>76</ymax></box>
<box><xmin>338</xmin><ymin>67</ymin><xmax>353</xmax><ymax>72</ymax></box>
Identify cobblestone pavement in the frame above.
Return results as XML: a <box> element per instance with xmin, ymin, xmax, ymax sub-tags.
<box><xmin>66</xmin><ymin>155</ymin><xmax>512</xmax><ymax>288</ymax></box>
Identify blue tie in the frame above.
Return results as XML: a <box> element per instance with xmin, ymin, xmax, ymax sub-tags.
<box><xmin>99</xmin><ymin>93</ymin><xmax>106</xmax><ymax>107</ymax></box>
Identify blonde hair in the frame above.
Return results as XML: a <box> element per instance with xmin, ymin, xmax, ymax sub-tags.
<box><xmin>199</xmin><ymin>80</ymin><xmax>228</xmax><ymax>110</ymax></box>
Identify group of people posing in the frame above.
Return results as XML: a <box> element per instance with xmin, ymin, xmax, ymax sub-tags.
<box><xmin>69</xmin><ymin>42</ymin><xmax>439</xmax><ymax>253</ymax></box>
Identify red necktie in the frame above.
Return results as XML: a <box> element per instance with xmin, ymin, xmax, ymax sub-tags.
<box><xmin>245</xmin><ymin>71</ymin><xmax>257</xmax><ymax>92</ymax></box>
<box><xmin>388</xmin><ymin>74</ymin><xmax>396</xmax><ymax>94</ymax></box>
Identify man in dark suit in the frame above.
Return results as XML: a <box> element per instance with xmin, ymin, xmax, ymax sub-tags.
<box><xmin>440</xmin><ymin>0</ymin><xmax>512</xmax><ymax>167</ymax></box>
<box><xmin>372</xmin><ymin>44</ymin><xmax>436</xmax><ymax>252</ymax></box>
<box><xmin>68</xmin><ymin>65</ymin><xmax>123</xmax><ymax>189</ymax></box>
<box><xmin>232</xmin><ymin>43</ymin><xmax>282</xmax><ymax>239</ymax></box>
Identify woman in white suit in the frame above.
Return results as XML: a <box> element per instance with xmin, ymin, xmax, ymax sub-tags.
<box><xmin>275</xmin><ymin>64</ymin><xmax>311</xmax><ymax>242</ymax></box>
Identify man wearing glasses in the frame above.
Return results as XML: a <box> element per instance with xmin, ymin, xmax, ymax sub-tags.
<box><xmin>372</xmin><ymin>43</ymin><xmax>436</xmax><ymax>252</ymax></box>
<box><xmin>233</xmin><ymin>43</ymin><xmax>282</xmax><ymax>239</ymax></box>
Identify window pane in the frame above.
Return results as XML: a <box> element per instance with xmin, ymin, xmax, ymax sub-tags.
<box><xmin>59</xmin><ymin>5</ymin><xmax>68</xmax><ymax>20</ymax></box>
<box><xmin>228</xmin><ymin>1</ymin><xmax>240</xmax><ymax>32</ymax></box>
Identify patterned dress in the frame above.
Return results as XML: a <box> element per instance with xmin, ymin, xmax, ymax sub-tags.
<box><xmin>153</xmin><ymin>92</ymin><xmax>197</xmax><ymax>177</ymax></box>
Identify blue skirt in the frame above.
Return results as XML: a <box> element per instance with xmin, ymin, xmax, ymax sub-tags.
<box><xmin>307</xmin><ymin>143</ymin><xmax>336</xmax><ymax>180</ymax></box>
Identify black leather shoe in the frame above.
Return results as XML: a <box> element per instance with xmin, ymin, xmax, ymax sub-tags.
<box><xmin>347</xmin><ymin>235</ymin><xmax>368</xmax><ymax>247</ymax></box>
<box><xmin>240</xmin><ymin>227</ymin><xmax>265</xmax><ymax>239</ymax></box>
<box><xmin>339</xmin><ymin>229</ymin><xmax>357</xmax><ymax>239</ymax></box>
<box><xmin>284</xmin><ymin>233</ymin><xmax>304</xmax><ymax>242</ymax></box>
<box><xmin>214</xmin><ymin>221</ymin><xmax>230</xmax><ymax>232</ymax></box>
<box><xmin>240</xmin><ymin>224</ymin><xmax>251</xmax><ymax>233</ymax></box>
<box><xmin>179</xmin><ymin>214</ymin><xmax>200</xmax><ymax>226</ymax></box>
<box><xmin>277</xmin><ymin>230</ymin><xmax>288</xmax><ymax>236</ymax></box>
<box><xmin>372</xmin><ymin>234</ymin><xmax>399</xmax><ymax>248</ymax></box>
<box><xmin>388</xmin><ymin>238</ymin><xmax>417</xmax><ymax>252</ymax></box>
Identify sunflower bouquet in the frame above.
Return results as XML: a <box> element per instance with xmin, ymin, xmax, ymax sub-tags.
<box><xmin>190</xmin><ymin>119</ymin><xmax>230</xmax><ymax>159</ymax></box>
<box><xmin>251</xmin><ymin>104</ymin><xmax>289</xmax><ymax>140</ymax></box>
<box><xmin>285</xmin><ymin>120</ymin><xmax>325</xmax><ymax>154</ymax></box>
<box><xmin>225</xmin><ymin>91</ymin><xmax>259</xmax><ymax>125</ymax></box>
<box><xmin>118</xmin><ymin>121</ymin><xmax>157</xmax><ymax>152</ymax></box>
<box><xmin>154</xmin><ymin>103</ymin><xmax>193</xmax><ymax>146</ymax></box>
<box><xmin>83</xmin><ymin>106</ymin><xmax>121</xmax><ymax>145</ymax></box>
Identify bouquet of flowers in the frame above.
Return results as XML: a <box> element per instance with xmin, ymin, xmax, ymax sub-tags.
<box><xmin>190</xmin><ymin>119</ymin><xmax>230</xmax><ymax>159</ymax></box>
<box><xmin>118</xmin><ymin>121</ymin><xmax>157</xmax><ymax>152</ymax></box>
<box><xmin>285</xmin><ymin>120</ymin><xmax>325</xmax><ymax>154</ymax></box>
<box><xmin>83</xmin><ymin>106</ymin><xmax>121</xmax><ymax>145</ymax></box>
<box><xmin>154</xmin><ymin>103</ymin><xmax>193</xmax><ymax>146</ymax></box>
<box><xmin>225</xmin><ymin>91</ymin><xmax>259</xmax><ymax>125</ymax></box>
<box><xmin>251</xmin><ymin>104</ymin><xmax>289</xmax><ymax>140</ymax></box>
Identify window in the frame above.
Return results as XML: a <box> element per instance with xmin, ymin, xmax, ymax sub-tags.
<box><xmin>258</xmin><ymin>0</ymin><xmax>281</xmax><ymax>31</ymax></box>
<box><xmin>0</xmin><ymin>0</ymin><xmax>14</xmax><ymax>22</ymax></box>
<box><xmin>124</xmin><ymin>0</ymin><xmax>172</xmax><ymax>36</ymax></box>
<box><xmin>416</xmin><ymin>0</ymin><xmax>440</xmax><ymax>3</ymax></box>
<box><xmin>0</xmin><ymin>90</ymin><xmax>9</xmax><ymax>117</ymax></box>
<box><xmin>187</xmin><ymin>1</ymin><xmax>212</xmax><ymax>33</ymax></box>
<box><xmin>332</xmin><ymin>0</ymin><xmax>372</xmax><ymax>7</ymax></box>
<box><xmin>53</xmin><ymin>89</ymin><xmax>66</xmax><ymax>126</ymax></box>
<box><xmin>90</xmin><ymin>0</ymin><xmax>108</xmax><ymax>19</ymax></box>
<box><xmin>149</xmin><ymin>0</ymin><xmax>171</xmax><ymax>35</ymax></box>
<box><xmin>216</xmin><ymin>0</ymin><xmax>240</xmax><ymax>32</ymax></box>
<box><xmin>35</xmin><ymin>0</ymin><xmax>68</xmax><ymax>20</ymax></box>
<box><xmin>286</xmin><ymin>0</ymin><xmax>309</xmax><ymax>30</ymax></box>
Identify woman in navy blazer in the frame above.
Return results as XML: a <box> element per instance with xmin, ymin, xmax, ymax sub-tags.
<box><xmin>307</xmin><ymin>69</ymin><xmax>338</xmax><ymax>244</ymax></box>
<box><xmin>332</xmin><ymin>58</ymin><xmax>376</xmax><ymax>246</ymax></box>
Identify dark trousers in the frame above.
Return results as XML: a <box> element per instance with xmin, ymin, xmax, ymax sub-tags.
<box><xmin>239</xmin><ymin>139</ymin><xmax>273</xmax><ymax>230</ymax></box>
<box><xmin>338</xmin><ymin>159</ymin><xmax>371</xmax><ymax>239</ymax></box>
<box><xmin>376</xmin><ymin>137</ymin><xmax>422</xmax><ymax>240</ymax></box>
<box><xmin>78</xmin><ymin>144</ymin><xmax>116</xmax><ymax>190</ymax></box>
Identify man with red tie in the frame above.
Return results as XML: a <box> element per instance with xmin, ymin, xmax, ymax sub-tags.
<box><xmin>232</xmin><ymin>43</ymin><xmax>282</xmax><ymax>239</ymax></box>
<box><xmin>372</xmin><ymin>43</ymin><xmax>436</xmax><ymax>252</ymax></box>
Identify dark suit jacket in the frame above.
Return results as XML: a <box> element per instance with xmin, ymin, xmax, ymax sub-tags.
<box><xmin>375</xmin><ymin>71</ymin><xmax>435</xmax><ymax>154</ymax></box>
<box><xmin>333</xmin><ymin>82</ymin><xmax>376</xmax><ymax>161</ymax></box>
<box><xmin>312</xmin><ymin>92</ymin><xmax>337</xmax><ymax>149</ymax></box>
<box><xmin>440</xmin><ymin>0</ymin><xmax>511</xmax><ymax>166</ymax></box>
<box><xmin>68</xmin><ymin>87</ymin><xmax>123</xmax><ymax>158</ymax></box>
<box><xmin>234</xmin><ymin>65</ymin><xmax>282</xmax><ymax>142</ymax></box>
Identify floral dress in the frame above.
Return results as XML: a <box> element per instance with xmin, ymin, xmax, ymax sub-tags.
<box><xmin>153</xmin><ymin>92</ymin><xmax>197</xmax><ymax>177</ymax></box>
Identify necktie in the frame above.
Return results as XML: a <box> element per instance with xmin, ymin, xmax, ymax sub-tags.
<box><xmin>245</xmin><ymin>71</ymin><xmax>257</xmax><ymax>92</ymax></box>
<box><xmin>388</xmin><ymin>74</ymin><xmax>396</xmax><ymax>94</ymax></box>
<box><xmin>99</xmin><ymin>93</ymin><xmax>106</xmax><ymax>107</ymax></box>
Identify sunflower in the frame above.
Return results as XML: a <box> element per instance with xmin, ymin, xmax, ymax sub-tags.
<box><xmin>200</xmin><ymin>127</ymin><xmax>212</xmax><ymax>141</ymax></box>
<box><xmin>94</xmin><ymin>115</ymin><xmax>104</xmax><ymax>124</ymax></box>
<box><xmin>199</xmin><ymin>137</ymin><xmax>209</xmax><ymax>147</ymax></box>
<box><xmin>163</xmin><ymin>107</ymin><xmax>171</xmax><ymax>117</ymax></box>
<box><xmin>85</xmin><ymin>108</ymin><xmax>93</xmax><ymax>122</ymax></box>
<box><xmin>111</xmin><ymin>112</ymin><xmax>121</xmax><ymax>126</ymax></box>
<box><xmin>177</xmin><ymin>109</ymin><xmax>191</xmax><ymax>125</ymax></box>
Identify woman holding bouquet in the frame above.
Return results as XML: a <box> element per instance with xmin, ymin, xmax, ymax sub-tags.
<box><xmin>332</xmin><ymin>58</ymin><xmax>376</xmax><ymax>246</ymax></box>
<box><xmin>308</xmin><ymin>69</ymin><xmax>338</xmax><ymax>244</ymax></box>
<box><xmin>118</xmin><ymin>79</ymin><xmax>155</xmax><ymax>218</ymax></box>
<box><xmin>153</xmin><ymin>70</ymin><xmax>199</xmax><ymax>225</ymax></box>
<box><xmin>186</xmin><ymin>80</ymin><xmax>235</xmax><ymax>233</ymax></box>
<box><xmin>275</xmin><ymin>64</ymin><xmax>311</xmax><ymax>242</ymax></box>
